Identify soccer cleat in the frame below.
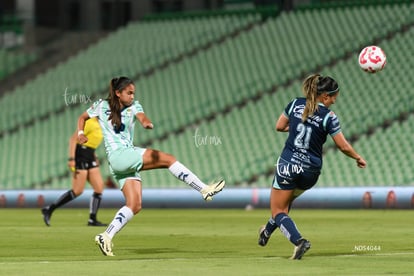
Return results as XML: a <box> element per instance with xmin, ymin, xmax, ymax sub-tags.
<box><xmin>258</xmin><ymin>225</ymin><xmax>270</xmax><ymax>246</ymax></box>
<box><xmin>291</xmin><ymin>239</ymin><xmax>311</xmax><ymax>260</ymax></box>
<box><xmin>88</xmin><ymin>220</ymin><xmax>108</xmax><ymax>227</ymax></box>
<box><xmin>41</xmin><ymin>207</ymin><xmax>52</xmax><ymax>226</ymax></box>
<box><xmin>201</xmin><ymin>180</ymin><xmax>225</xmax><ymax>201</ymax></box>
<box><xmin>95</xmin><ymin>232</ymin><xmax>114</xmax><ymax>256</ymax></box>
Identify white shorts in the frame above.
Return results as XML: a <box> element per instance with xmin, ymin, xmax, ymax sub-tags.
<box><xmin>108</xmin><ymin>147</ymin><xmax>146</xmax><ymax>189</ymax></box>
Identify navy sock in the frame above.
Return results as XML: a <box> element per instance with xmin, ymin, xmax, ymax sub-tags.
<box><xmin>275</xmin><ymin>213</ymin><xmax>302</xmax><ymax>245</ymax></box>
<box><xmin>264</xmin><ymin>217</ymin><xmax>278</xmax><ymax>237</ymax></box>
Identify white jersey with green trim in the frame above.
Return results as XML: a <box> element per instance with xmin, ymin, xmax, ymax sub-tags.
<box><xmin>86</xmin><ymin>99</ymin><xmax>144</xmax><ymax>156</ymax></box>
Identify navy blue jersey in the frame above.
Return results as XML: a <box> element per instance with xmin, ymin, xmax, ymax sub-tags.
<box><xmin>280</xmin><ymin>97</ymin><xmax>341</xmax><ymax>170</ymax></box>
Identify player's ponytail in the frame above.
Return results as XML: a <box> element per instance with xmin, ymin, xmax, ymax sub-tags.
<box><xmin>302</xmin><ymin>74</ymin><xmax>339</xmax><ymax>122</ymax></box>
<box><xmin>107</xmin><ymin>76</ymin><xmax>134</xmax><ymax>132</ymax></box>
<box><xmin>302</xmin><ymin>74</ymin><xmax>320</xmax><ymax>122</ymax></box>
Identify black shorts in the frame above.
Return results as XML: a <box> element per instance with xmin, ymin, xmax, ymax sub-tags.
<box><xmin>272</xmin><ymin>157</ymin><xmax>320</xmax><ymax>190</ymax></box>
<box><xmin>75</xmin><ymin>144</ymin><xmax>98</xmax><ymax>170</ymax></box>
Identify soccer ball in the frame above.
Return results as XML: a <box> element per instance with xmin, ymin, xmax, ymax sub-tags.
<box><xmin>358</xmin><ymin>46</ymin><xmax>386</xmax><ymax>73</ymax></box>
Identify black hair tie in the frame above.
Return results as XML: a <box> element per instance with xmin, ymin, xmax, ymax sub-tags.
<box><xmin>112</xmin><ymin>77</ymin><xmax>120</xmax><ymax>89</ymax></box>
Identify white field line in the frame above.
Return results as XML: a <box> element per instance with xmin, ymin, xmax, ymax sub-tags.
<box><xmin>1</xmin><ymin>251</ymin><xmax>414</xmax><ymax>265</ymax></box>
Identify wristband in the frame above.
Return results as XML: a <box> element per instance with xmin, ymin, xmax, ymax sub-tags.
<box><xmin>78</xmin><ymin>130</ymin><xmax>84</xmax><ymax>136</ymax></box>
<box><xmin>68</xmin><ymin>157</ymin><xmax>75</xmax><ymax>161</ymax></box>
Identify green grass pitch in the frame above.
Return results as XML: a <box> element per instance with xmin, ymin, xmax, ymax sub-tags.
<box><xmin>0</xmin><ymin>208</ymin><xmax>412</xmax><ymax>275</ymax></box>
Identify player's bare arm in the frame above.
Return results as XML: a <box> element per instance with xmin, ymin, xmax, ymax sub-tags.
<box><xmin>332</xmin><ymin>132</ymin><xmax>366</xmax><ymax>168</ymax></box>
<box><xmin>275</xmin><ymin>114</ymin><xmax>289</xmax><ymax>132</ymax></box>
<box><xmin>136</xmin><ymin>112</ymin><xmax>153</xmax><ymax>129</ymax></box>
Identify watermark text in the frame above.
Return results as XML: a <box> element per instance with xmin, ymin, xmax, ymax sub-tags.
<box><xmin>193</xmin><ymin>128</ymin><xmax>222</xmax><ymax>148</ymax></box>
<box><xmin>63</xmin><ymin>87</ymin><xmax>93</xmax><ymax>105</ymax></box>
<box><xmin>352</xmin><ymin>244</ymin><xmax>381</xmax><ymax>252</ymax></box>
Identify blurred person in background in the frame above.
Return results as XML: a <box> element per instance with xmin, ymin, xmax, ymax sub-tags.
<box><xmin>41</xmin><ymin>117</ymin><xmax>107</xmax><ymax>227</ymax></box>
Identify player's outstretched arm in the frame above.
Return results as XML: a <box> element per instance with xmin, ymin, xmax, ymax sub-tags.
<box><xmin>136</xmin><ymin>112</ymin><xmax>153</xmax><ymax>129</ymax></box>
<box><xmin>332</xmin><ymin>132</ymin><xmax>366</xmax><ymax>168</ymax></box>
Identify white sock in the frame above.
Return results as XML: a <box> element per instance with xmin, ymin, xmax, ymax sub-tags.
<box><xmin>105</xmin><ymin>206</ymin><xmax>134</xmax><ymax>239</ymax></box>
<box><xmin>168</xmin><ymin>161</ymin><xmax>207</xmax><ymax>192</ymax></box>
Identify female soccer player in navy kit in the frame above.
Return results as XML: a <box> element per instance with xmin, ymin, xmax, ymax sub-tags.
<box><xmin>258</xmin><ymin>74</ymin><xmax>366</xmax><ymax>260</ymax></box>
<box><xmin>77</xmin><ymin>76</ymin><xmax>225</xmax><ymax>256</ymax></box>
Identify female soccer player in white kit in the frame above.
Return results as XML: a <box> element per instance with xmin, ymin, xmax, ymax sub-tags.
<box><xmin>77</xmin><ymin>76</ymin><xmax>225</xmax><ymax>256</ymax></box>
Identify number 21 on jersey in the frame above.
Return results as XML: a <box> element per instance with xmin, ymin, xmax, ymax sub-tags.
<box><xmin>294</xmin><ymin>123</ymin><xmax>312</xmax><ymax>150</ymax></box>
